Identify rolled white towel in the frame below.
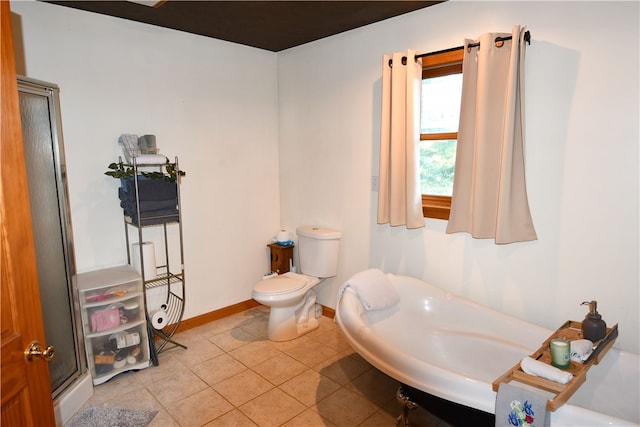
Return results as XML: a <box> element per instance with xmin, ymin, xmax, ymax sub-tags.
<box><xmin>133</xmin><ymin>154</ymin><xmax>167</xmax><ymax>165</ymax></box>
<box><xmin>570</xmin><ymin>339</ymin><xmax>593</xmax><ymax>362</ymax></box>
<box><xmin>520</xmin><ymin>356</ymin><xmax>573</xmax><ymax>384</ymax></box>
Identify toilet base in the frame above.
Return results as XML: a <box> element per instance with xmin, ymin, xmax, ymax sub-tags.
<box><xmin>267</xmin><ymin>292</ymin><xmax>322</xmax><ymax>341</ymax></box>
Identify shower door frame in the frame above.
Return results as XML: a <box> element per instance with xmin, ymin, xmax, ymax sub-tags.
<box><xmin>17</xmin><ymin>76</ymin><xmax>87</xmax><ymax>400</ymax></box>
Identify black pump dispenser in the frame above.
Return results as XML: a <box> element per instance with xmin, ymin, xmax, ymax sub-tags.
<box><xmin>580</xmin><ymin>300</ymin><xmax>606</xmax><ymax>342</ymax></box>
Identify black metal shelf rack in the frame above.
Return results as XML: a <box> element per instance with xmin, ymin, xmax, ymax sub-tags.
<box><xmin>122</xmin><ymin>156</ymin><xmax>186</xmax><ymax>355</ymax></box>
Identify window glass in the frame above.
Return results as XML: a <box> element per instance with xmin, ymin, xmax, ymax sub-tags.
<box><xmin>419</xmin><ymin>139</ymin><xmax>457</xmax><ymax>196</ymax></box>
<box><xmin>420</xmin><ymin>72</ymin><xmax>462</xmax><ymax>196</ymax></box>
<box><xmin>420</xmin><ymin>74</ymin><xmax>463</xmax><ymax>134</ymax></box>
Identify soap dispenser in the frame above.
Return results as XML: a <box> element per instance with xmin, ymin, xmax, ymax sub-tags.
<box><xmin>580</xmin><ymin>300</ymin><xmax>607</xmax><ymax>342</ymax></box>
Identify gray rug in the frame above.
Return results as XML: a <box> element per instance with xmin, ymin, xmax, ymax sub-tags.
<box><xmin>67</xmin><ymin>407</ymin><xmax>158</xmax><ymax>427</ymax></box>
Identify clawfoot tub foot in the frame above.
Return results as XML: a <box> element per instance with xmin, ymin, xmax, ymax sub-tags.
<box><xmin>396</xmin><ymin>385</ymin><xmax>418</xmax><ymax>427</ymax></box>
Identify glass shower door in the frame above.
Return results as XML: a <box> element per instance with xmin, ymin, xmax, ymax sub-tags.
<box><xmin>18</xmin><ymin>76</ymin><xmax>85</xmax><ymax>398</ymax></box>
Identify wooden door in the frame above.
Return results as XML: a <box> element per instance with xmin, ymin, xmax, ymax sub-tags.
<box><xmin>1</xmin><ymin>1</ymin><xmax>57</xmax><ymax>425</ymax></box>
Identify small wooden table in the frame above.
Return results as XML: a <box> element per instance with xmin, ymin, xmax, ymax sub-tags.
<box><xmin>267</xmin><ymin>243</ymin><xmax>294</xmax><ymax>274</ymax></box>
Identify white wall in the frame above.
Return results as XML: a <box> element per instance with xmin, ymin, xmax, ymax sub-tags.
<box><xmin>11</xmin><ymin>1</ymin><xmax>281</xmax><ymax>318</ymax></box>
<box><xmin>12</xmin><ymin>1</ymin><xmax>639</xmax><ymax>354</ymax></box>
<box><xmin>278</xmin><ymin>1</ymin><xmax>639</xmax><ymax>353</ymax></box>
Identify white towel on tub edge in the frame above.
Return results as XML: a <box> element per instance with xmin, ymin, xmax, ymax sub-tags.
<box><xmin>338</xmin><ymin>268</ymin><xmax>400</xmax><ymax>311</ymax></box>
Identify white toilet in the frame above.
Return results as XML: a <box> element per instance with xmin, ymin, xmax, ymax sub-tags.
<box><xmin>252</xmin><ymin>225</ymin><xmax>341</xmax><ymax>341</ymax></box>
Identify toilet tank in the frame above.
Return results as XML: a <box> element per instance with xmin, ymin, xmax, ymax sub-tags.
<box><xmin>296</xmin><ymin>226</ymin><xmax>341</xmax><ymax>278</ymax></box>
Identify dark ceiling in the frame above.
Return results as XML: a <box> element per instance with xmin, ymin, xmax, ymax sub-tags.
<box><xmin>42</xmin><ymin>1</ymin><xmax>444</xmax><ymax>52</ymax></box>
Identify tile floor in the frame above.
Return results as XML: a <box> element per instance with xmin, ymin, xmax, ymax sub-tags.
<box><xmin>72</xmin><ymin>307</ymin><xmax>452</xmax><ymax>426</ymax></box>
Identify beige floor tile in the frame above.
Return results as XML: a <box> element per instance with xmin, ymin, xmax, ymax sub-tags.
<box><xmin>304</xmin><ymin>315</ymin><xmax>337</xmax><ymax>338</ymax></box>
<box><xmin>203</xmin><ymin>409</ymin><xmax>258</xmax><ymax>426</ymax></box>
<box><xmin>165</xmin><ymin>388</ymin><xmax>233</xmax><ymax>427</ymax></box>
<box><xmin>135</xmin><ymin>353</ymin><xmax>189</xmax><ymax>386</ymax></box>
<box><xmin>279</xmin><ymin>370</ymin><xmax>341</xmax><ymax>407</ymax></box>
<box><xmin>186</xmin><ymin>320</ymin><xmax>235</xmax><ymax>339</ymax></box>
<box><xmin>209</xmin><ymin>309</ymin><xmax>267</xmax><ymax>334</ymax></box>
<box><xmin>208</xmin><ymin>327</ymin><xmax>256</xmax><ymax>352</ymax></box>
<box><xmin>169</xmin><ymin>335</ymin><xmax>225</xmax><ymax>368</ymax></box>
<box><xmin>239</xmin><ymin>388</ymin><xmax>306</xmax><ymax>427</ymax></box>
<box><xmin>147</xmin><ymin>409</ymin><xmax>180</xmax><ymax>427</ymax></box>
<box><xmin>145</xmin><ymin>368</ymin><xmax>209</xmax><ymax>405</ymax></box>
<box><xmin>238</xmin><ymin>316</ymin><xmax>269</xmax><ymax>340</ymax></box>
<box><xmin>169</xmin><ymin>327</ymin><xmax>200</xmax><ymax>340</ymax></box>
<box><xmin>283</xmin><ymin>338</ymin><xmax>339</xmax><ymax>368</ymax></box>
<box><xmin>213</xmin><ymin>369</ymin><xmax>274</xmax><ymax>406</ymax></box>
<box><xmin>268</xmin><ymin>333</ymin><xmax>312</xmax><ymax>353</ymax></box>
<box><xmin>73</xmin><ymin>309</ymin><xmax>451</xmax><ymax>427</ymax></box>
<box><xmin>233</xmin><ymin>307</ymin><xmax>269</xmax><ymax>321</ymax></box>
<box><xmin>340</xmin><ymin>348</ymin><xmax>366</xmax><ymax>363</ymax></box>
<box><xmin>358</xmin><ymin>408</ymin><xmax>399</xmax><ymax>426</ymax></box>
<box><xmin>281</xmin><ymin>408</ymin><xmax>337</xmax><ymax>427</ymax></box>
<box><xmin>228</xmin><ymin>340</ymin><xmax>282</xmax><ymax>367</ymax></box>
<box><xmin>186</xmin><ymin>309</ymin><xmax>264</xmax><ymax>339</ymax></box>
<box><xmin>311</xmin><ymin>329</ymin><xmax>352</xmax><ymax>353</ymax></box>
<box><xmin>87</xmin><ymin>370</ymin><xmax>145</xmax><ymax>404</ymax></box>
<box><xmin>252</xmin><ymin>306</ymin><xmax>270</xmax><ymax>315</ymax></box>
<box><xmin>252</xmin><ymin>353</ymin><xmax>308</xmax><ymax>385</ymax></box>
<box><xmin>314</xmin><ymin>353</ymin><xmax>371</xmax><ymax>386</ymax></box>
<box><xmin>345</xmin><ymin>367</ymin><xmax>400</xmax><ymax>406</ymax></box>
<box><xmin>315</xmin><ymin>387</ymin><xmax>379</xmax><ymax>427</ymax></box>
<box><xmin>192</xmin><ymin>353</ymin><xmax>247</xmax><ymax>386</ymax></box>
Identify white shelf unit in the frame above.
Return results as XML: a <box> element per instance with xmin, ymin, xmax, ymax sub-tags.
<box><xmin>77</xmin><ymin>265</ymin><xmax>150</xmax><ymax>385</ymax></box>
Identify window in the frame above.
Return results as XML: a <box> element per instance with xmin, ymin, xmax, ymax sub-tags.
<box><xmin>419</xmin><ymin>49</ymin><xmax>463</xmax><ymax>220</ymax></box>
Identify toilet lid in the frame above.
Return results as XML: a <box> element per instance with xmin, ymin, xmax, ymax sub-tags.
<box><xmin>254</xmin><ymin>272</ymin><xmax>312</xmax><ymax>295</ymax></box>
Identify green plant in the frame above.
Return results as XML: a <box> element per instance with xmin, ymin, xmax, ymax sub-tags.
<box><xmin>105</xmin><ymin>158</ymin><xmax>186</xmax><ymax>182</ymax></box>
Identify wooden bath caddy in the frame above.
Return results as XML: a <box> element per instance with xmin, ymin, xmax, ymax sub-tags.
<box><xmin>492</xmin><ymin>320</ymin><xmax>618</xmax><ymax>411</ymax></box>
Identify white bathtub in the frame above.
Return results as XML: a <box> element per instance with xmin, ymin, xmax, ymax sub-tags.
<box><xmin>335</xmin><ymin>272</ymin><xmax>640</xmax><ymax>426</ymax></box>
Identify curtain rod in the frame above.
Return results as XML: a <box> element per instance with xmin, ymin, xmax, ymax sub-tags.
<box><xmin>389</xmin><ymin>31</ymin><xmax>531</xmax><ymax>67</ymax></box>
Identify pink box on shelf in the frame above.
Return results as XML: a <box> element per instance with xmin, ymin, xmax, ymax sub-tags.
<box><xmin>91</xmin><ymin>308</ymin><xmax>121</xmax><ymax>332</ymax></box>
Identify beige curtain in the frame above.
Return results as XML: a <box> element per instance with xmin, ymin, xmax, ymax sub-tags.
<box><xmin>377</xmin><ymin>50</ymin><xmax>424</xmax><ymax>229</ymax></box>
<box><xmin>446</xmin><ymin>26</ymin><xmax>537</xmax><ymax>243</ymax></box>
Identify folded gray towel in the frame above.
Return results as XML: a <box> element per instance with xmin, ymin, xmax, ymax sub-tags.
<box><xmin>119</xmin><ymin>198</ymin><xmax>177</xmax><ymax>213</ymax></box>
<box><xmin>124</xmin><ymin>209</ymin><xmax>179</xmax><ymax>226</ymax></box>
<box><xmin>119</xmin><ymin>178</ymin><xmax>177</xmax><ymax>201</ymax></box>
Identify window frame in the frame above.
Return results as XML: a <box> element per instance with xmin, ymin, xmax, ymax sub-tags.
<box><xmin>420</xmin><ymin>48</ymin><xmax>464</xmax><ymax>220</ymax></box>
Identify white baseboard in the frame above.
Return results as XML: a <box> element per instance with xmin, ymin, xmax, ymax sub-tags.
<box><xmin>54</xmin><ymin>372</ymin><xmax>93</xmax><ymax>426</ymax></box>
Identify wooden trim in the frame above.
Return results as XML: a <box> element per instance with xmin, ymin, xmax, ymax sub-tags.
<box><xmin>421</xmin><ymin>49</ymin><xmax>463</xmax><ymax>69</ymax></box>
<box><xmin>174</xmin><ymin>299</ymin><xmax>260</xmax><ymax>333</ymax></box>
<box><xmin>171</xmin><ymin>300</ymin><xmax>335</xmax><ymax>335</ymax></box>
<box><xmin>321</xmin><ymin>305</ymin><xmax>336</xmax><ymax>320</ymax></box>
<box><xmin>420</xmin><ymin>132</ymin><xmax>457</xmax><ymax>141</ymax></box>
<box><xmin>422</xmin><ymin>63</ymin><xmax>462</xmax><ymax>79</ymax></box>
<box><xmin>422</xmin><ymin>194</ymin><xmax>451</xmax><ymax>220</ymax></box>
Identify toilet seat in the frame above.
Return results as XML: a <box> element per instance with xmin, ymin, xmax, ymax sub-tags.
<box><xmin>253</xmin><ymin>272</ymin><xmax>314</xmax><ymax>295</ymax></box>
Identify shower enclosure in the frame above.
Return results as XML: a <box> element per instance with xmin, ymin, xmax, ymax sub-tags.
<box><xmin>17</xmin><ymin>76</ymin><xmax>86</xmax><ymax>400</ymax></box>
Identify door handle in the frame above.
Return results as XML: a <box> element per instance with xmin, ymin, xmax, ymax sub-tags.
<box><xmin>24</xmin><ymin>341</ymin><xmax>55</xmax><ymax>363</ymax></box>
